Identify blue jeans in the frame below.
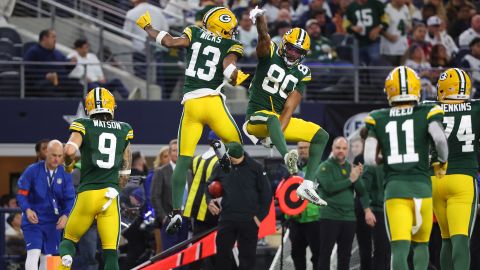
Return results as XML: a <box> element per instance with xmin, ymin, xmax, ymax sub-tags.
<box><xmin>358</xmin><ymin>41</ymin><xmax>381</xmax><ymax>65</ymax></box>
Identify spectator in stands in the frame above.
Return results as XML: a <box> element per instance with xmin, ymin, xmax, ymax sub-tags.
<box><xmin>5</xmin><ymin>212</ymin><xmax>25</xmax><ymax>266</ymax></box>
<box><xmin>286</xmin><ymin>141</ymin><xmax>321</xmax><ymax>270</ymax></box>
<box><xmin>150</xmin><ymin>139</ymin><xmax>190</xmax><ymax>252</ymax></box>
<box><xmin>275</xmin><ymin>8</ymin><xmax>293</xmax><ymax>25</ymax></box>
<box><xmin>305</xmin><ymin>18</ymin><xmax>336</xmax><ymax>62</ymax></box>
<box><xmin>381</xmin><ymin>0</ymin><xmax>412</xmax><ymax>66</ymax></box>
<box><xmin>430</xmin><ymin>43</ymin><xmax>452</xmax><ymax>67</ymax></box>
<box><xmin>425</xmin><ymin>16</ymin><xmax>459</xmax><ymax>59</ymax></box>
<box><xmin>132</xmin><ymin>151</ymin><xmax>149</xmax><ymax>177</ymax></box>
<box><xmin>317</xmin><ymin>137</ymin><xmax>365</xmax><ymax>270</ymax></box>
<box><xmin>262</xmin><ymin>0</ymin><xmax>281</xmax><ymax>24</ymax></box>
<box><xmin>331</xmin><ymin>0</ymin><xmax>352</xmax><ymax>34</ymax></box>
<box><xmin>35</xmin><ymin>139</ymin><xmax>49</xmax><ymax>162</ymax></box>
<box><xmin>446</xmin><ymin>0</ymin><xmax>476</xmax><ymax>26</ymax></box>
<box><xmin>68</xmin><ymin>39</ymin><xmax>130</xmax><ymax>99</ymax></box>
<box><xmin>23</xmin><ymin>29</ymin><xmax>82</xmax><ymax>97</ymax></box>
<box><xmin>271</xmin><ymin>21</ymin><xmax>292</xmax><ymax>44</ymax></box>
<box><xmin>1</xmin><ymin>194</ymin><xmax>17</xmax><ymax>209</ymax></box>
<box><xmin>425</xmin><ymin>0</ymin><xmax>447</xmax><ymax>21</ymax></box>
<box><xmin>144</xmin><ymin>146</ymin><xmax>169</xmax><ymax>254</ymax></box>
<box><xmin>16</xmin><ymin>140</ymin><xmax>75</xmax><ymax>270</ymax></box>
<box><xmin>405</xmin><ymin>0</ymin><xmax>422</xmax><ymax>21</ymax></box>
<box><xmin>311</xmin><ymin>8</ymin><xmax>336</xmax><ymax>37</ymax></box>
<box><xmin>343</xmin><ymin>0</ymin><xmax>387</xmax><ymax>65</ymax></box>
<box><xmin>123</xmin><ymin>0</ymin><xmax>169</xmax><ymax>78</ymax></box>
<box><xmin>421</xmin><ymin>3</ymin><xmax>437</xmax><ymax>23</ymax></box>
<box><xmin>402</xmin><ymin>44</ymin><xmax>435</xmax><ymax>99</ymax></box>
<box><xmin>461</xmin><ymin>37</ymin><xmax>480</xmax><ymax>97</ymax></box>
<box><xmin>408</xmin><ymin>22</ymin><xmax>432</xmax><ymax>60</ymax></box>
<box><xmin>185</xmin><ymin>131</ymin><xmax>220</xmax><ymax>270</ymax></box>
<box><xmin>298</xmin><ymin>0</ymin><xmax>333</xmax><ymax>26</ymax></box>
<box><xmin>459</xmin><ymin>14</ymin><xmax>480</xmax><ymax>48</ymax></box>
<box><xmin>195</xmin><ymin>0</ymin><xmax>225</xmax><ymax>26</ymax></box>
<box><xmin>238</xmin><ymin>11</ymin><xmax>258</xmax><ymax>62</ymax></box>
<box><xmin>447</xmin><ymin>3</ymin><xmax>474</xmax><ymax>40</ymax></box>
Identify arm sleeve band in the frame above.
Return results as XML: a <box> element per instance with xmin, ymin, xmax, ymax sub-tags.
<box><xmin>66</xmin><ymin>141</ymin><xmax>79</xmax><ymax>152</ymax></box>
<box><xmin>364</xmin><ymin>137</ymin><xmax>378</xmax><ymax>166</ymax></box>
<box><xmin>223</xmin><ymin>63</ymin><xmax>236</xmax><ymax>81</ymax></box>
<box><xmin>428</xmin><ymin>120</ymin><xmax>448</xmax><ymax>163</ymax></box>
<box><xmin>156</xmin><ymin>31</ymin><xmax>169</xmax><ymax>45</ymax></box>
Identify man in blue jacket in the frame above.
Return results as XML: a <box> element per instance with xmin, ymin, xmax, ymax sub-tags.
<box><xmin>17</xmin><ymin>140</ymin><xmax>75</xmax><ymax>270</ymax></box>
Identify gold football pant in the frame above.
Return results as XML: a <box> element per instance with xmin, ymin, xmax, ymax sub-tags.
<box><xmin>63</xmin><ymin>188</ymin><xmax>120</xmax><ymax>250</ymax></box>
<box><xmin>246</xmin><ymin>110</ymin><xmax>321</xmax><ymax>142</ymax></box>
<box><xmin>432</xmin><ymin>174</ymin><xmax>477</xmax><ymax>238</ymax></box>
<box><xmin>179</xmin><ymin>95</ymin><xmax>242</xmax><ymax>157</ymax></box>
<box><xmin>385</xmin><ymin>198</ymin><xmax>433</xmax><ymax>242</ymax></box>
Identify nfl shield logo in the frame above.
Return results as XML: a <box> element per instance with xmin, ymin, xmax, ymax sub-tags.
<box><xmin>57</xmin><ymin>178</ymin><xmax>62</xmax><ymax>185</ymax></box>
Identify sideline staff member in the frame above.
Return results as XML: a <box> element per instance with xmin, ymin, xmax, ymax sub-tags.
<box><xmin>17</xmin><ymin>140</ymin><xmax>75</xmax><ymax>270</ymax></box>
<box><xmin>207</xmin><ymin>142</ymin><xmax>272</xmax><ymax>270</ymax></box>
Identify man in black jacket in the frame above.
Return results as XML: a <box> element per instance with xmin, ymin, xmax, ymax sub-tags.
<box><xmin>206</xmin><ymin>142</ymin><xmax>272</xmax><ymax>270</ymax></box>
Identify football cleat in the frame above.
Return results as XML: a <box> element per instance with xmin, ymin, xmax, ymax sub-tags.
<box><xmin>284</xmin><ymin>150</ymin><xmax>299</xmax><ymax>175</ymax></box>
<box><xmin>296</xmin><ymin>179</ymin><xmax>327</xmax><ymax>206</ymax></box>
<box><xmin>165</xmin><ymin>210</ymin><xmax>182</xmax><ymax>235</ymax></box>
<box><xmin>61</xmin><ymin>255</ymin><xmax>73</xmax><ymax>267</ymax></box>
<box><xmin>211</xmin><ymin>140</ymin><xmax>232</xmax><ymax>173</ymax></box>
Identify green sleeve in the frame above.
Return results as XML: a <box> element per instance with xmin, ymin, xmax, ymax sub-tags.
<box><xmin>317</xmin><ymin>163</ymin><xmax>352</xmax><ymax>193</ymax></box>
<box><xmin>426</xmin><ymin>104</ymin><xmax>444</xmax><ymax>124</ymax></box>
<box><xmin>358</xmin><ymin>167</ymin><xmax>374</xmax><ymax>208</ymax></box>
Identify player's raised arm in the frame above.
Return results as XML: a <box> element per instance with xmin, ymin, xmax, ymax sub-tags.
<box><xmin>119</xmin><ymin>143</ymin><xmax>132</xmax><ymax>188</ymax></box>
<box><xmin>250</xmin><ymin>6</ymin><xmax>270</xmax><ymax>58</ymax></box>
<box><xmin>136</xmin><ymin>11</ymin><xmax>190</xmax><ymax>48</ymax></box>
<box><xmin>279</xmin><ymin>90</ymin><xmax>302</xmax><ymax>131</ymax></box>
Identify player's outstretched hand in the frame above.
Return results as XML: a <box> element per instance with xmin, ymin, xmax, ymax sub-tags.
<box><xmin>136</xmin><ymin>11</ymin><xmax>152</xmax><ymax>30</ymax></box>
<box><xmin>236</xmin><ymin>70</ymin><xmax>250</xmax><ymax>86</ymax></box>
<box><xmin>249</xmin><ymin>6</ymin><xmax>265</xmax><ymax>24</ymax></box>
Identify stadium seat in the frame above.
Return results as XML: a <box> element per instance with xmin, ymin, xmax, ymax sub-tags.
<box><xmin>22</xmin><ymin>41</ymin><xmax>37</xmax><ymax>56</ymax></box>
<box><xmin>0</xmin><ymin>27</ymin><xmax>22</xmax><ymax>44</ymax></box>
<box><xmin>0</xmin><ymin>71</ymin><xmax>20</xmax><ymax>97</ymax></box>
<box><xmin>0</xmin><ymin>39</ymin><xmax>15</xmax><ymax>58</ymax></box>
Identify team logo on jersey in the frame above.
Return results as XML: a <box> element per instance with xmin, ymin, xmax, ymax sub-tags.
<box><xmin>439</xmin><ymin>72</ymin><xmax>448</xmax><ymax>81</ymax></box>
<box><xmin>219</xmin><ymin>14</ymin><xmax>232</xmax><ymax>23</ymax></box>
<box><xmin>57</xmin><ymin>178</ymin><xmax>62</xmax><ymax>184</ymax></box>
<box><xmin>343</xmin><ymin>112</ymin><xmax>369</xmax><ymax>138</ymax></box>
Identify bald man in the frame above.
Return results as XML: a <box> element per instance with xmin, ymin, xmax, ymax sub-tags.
<box><xmin>17</xmin><ymin>140</ymin><xmax>75</xmax><ymax>270</ymax></box>
<box><xmin>316</xmin><ymin>137</ymin><xmax>366</xmax><ymax>270</ymax></box>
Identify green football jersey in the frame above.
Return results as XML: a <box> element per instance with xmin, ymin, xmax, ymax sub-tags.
<box><xmin>69</xmin><ymin>118</ymin><xmax>133</xmax><ymax>193</ymax></box>
<box><xmin>365</xmin><ymin>103</ymin><xmax>444</xmax><ymax>199</ymax></box>
<box><xmin>182</xmin><ymin>26</ymin><xmax>244</xmax><ymax>95</ymax></box>
<box><xmin>246</xmin><ymin>42</ymin><xmax>312</xmax><ymax>117</ymax></box>
<box><xmin>344</xmin><ymin>0</ymin><xmax>387</xmax><ymax>47</ymax></box>
<box><xmin>436</xmin><ymin>100</ymin><xmax>480</xmax><ymax>178</ymax></box>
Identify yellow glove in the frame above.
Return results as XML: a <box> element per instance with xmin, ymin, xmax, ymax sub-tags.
<box><xmin>236</xmin><ymin>70</ymin><xmax>250</xmax><ymax>86</ymax></box>
<box><xmin>432</xmin><ymin>161</ymin><xmax>448</xmax><ymax>179</ymax></box>
<box><xmin>65</xmin><ymin>161</ymin><xmax>76</xmax><ymax>173</ymax></box>
<box><xmin>136</xmin><ymin>11</ymin><xmax>152</xmax><ymax>30</ymax></box>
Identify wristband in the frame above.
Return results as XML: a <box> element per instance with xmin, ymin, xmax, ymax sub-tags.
<box><xmin>119</xmin><ymin>169</ymin><xmax>131</xmax><ymax>175</ymax></box>
<box><xmin>223</xmin><ymin>63</ymin><xmax>236</xmax><ymax>81</ymax></box>
<box><xmin>66</xmin><ymin>141</ymin><xmax>79</xmax><ymax>152</ymax></box>
<box><xmin>156</xmin><ymin>31</ymin><xmax>168</xmax><ymax>45</ymax></box>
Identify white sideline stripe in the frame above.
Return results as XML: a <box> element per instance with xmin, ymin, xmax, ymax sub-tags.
<box><xmin>268</xmin><ymin>228</ymin><xmax>290</xmax><ymax>270</ymax></box>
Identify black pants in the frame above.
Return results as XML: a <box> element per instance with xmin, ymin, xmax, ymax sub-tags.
<box><xmin>318</xmin><ymin>219</ymin><xmax>356</xmax><ymax>270</ymax></box>
<box><xmin>215</xmin><ymin>219</ymin><xmax>259</xmax><ymax>270</ymax></box>
<box><xmin>355</xmin><ymin>199</ymin><xmax>372</xmax><ymax>270</ymax></box>
<box><xmin>371</xmin><ymin>211</ymin><xmax>390</xmax><ymax>270</ymax></box>
<box><xmin>288</xmin><ymin>220</ymin><xmax>321</xmax><ymax>270</ymax></box>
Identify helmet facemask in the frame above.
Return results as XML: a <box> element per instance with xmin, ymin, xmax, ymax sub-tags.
<box><xmin>282</xmin><ymin>41</ymin><xmax>307</xmax><ymax>67</ymax></box>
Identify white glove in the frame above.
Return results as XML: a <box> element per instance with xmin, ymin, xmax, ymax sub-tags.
<box><xmin>260</xmin><ymin>137</ymin><xmax>274</xmax><ymax>148</ymax></box>
<box><xmin>249</xmin><ymin>5</ymin><xmax>265</xmax><ymax>25</ymax></box>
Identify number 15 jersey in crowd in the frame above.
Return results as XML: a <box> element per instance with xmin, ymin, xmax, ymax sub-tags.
<box><xmin>364</xmin><ymin>103</ymin><xmax>444</xmax><ymax>199</ymax></box>
<box><xmin>69</xmin><ymin>118</ymin><xmax>133</xmax><ymax>193</ymax></box>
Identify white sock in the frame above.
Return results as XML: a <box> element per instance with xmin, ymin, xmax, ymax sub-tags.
<box><xmin>39</xmin><ymin>254</ymin><xmax>50</xmax><ymax>270</ymax></box>
<box><xmin>25</xmin><ymin>249</ymin><xmax>41</xmax><ymax>270</ymax></box>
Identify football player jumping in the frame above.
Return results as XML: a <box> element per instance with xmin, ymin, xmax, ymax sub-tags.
<box><xmin>136</xmin><ymin>7</ymin><xmax>249</xmax><ymax>233</ymax></box>
<box><xmin>59</xmin><ymin>88</ymin><xmax>134</xmax><ymax>270</ymax></box>
<box><xmin>246</xmin><ymin>7</ymin><xmax>329</xmax><ymax>206</ymax></box>
<box><xmin>364</xmin><ymin>66</ymin><xmax>448</xmax><ymax>270</ymax></box>
<box><xmin>432</xmin><ymin>68</ymin><xmax>479</xmax><ymax>270</ymax></box>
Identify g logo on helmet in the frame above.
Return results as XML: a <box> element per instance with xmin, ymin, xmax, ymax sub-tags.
<box><xmin>439</xmin><ymin>72</ymin><xmax>448</xmax><ymax>81</ymax></box>
<box><xmin>219</xmin><ymin>14</ymin><xmax>232</xmax><ymax>23</ymax></box>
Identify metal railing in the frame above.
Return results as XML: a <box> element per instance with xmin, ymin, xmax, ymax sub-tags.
<box><xmin>1</xmin><ymin>60</ymin><xmax>472</xmax><ymax>103</ymax></box>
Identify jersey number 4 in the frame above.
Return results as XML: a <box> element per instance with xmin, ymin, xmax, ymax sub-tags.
<box><xmin>185</xmin><ymin>42</ymin><xmax>221</xmax><ymax>81</ymax></box>
<box><xmin>97</xmin><ymin>132</ymin><xmax>117</xmax><ymax>169</ymax></box>
<box><xmin>443</xmin><ymin>115</ymin><xmax>475</xmax><ymax>152</ymax></box>
<box><xmin>385</xmin><ymin>119</ymin><xmax>419</xmax><ymax>164</ymax></box>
